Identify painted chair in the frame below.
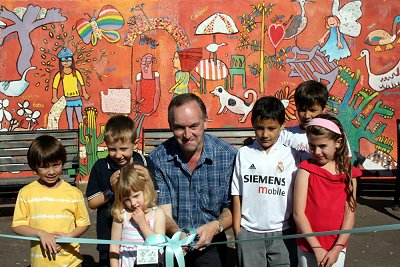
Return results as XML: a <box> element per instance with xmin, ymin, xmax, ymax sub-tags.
<box><xmin>229</xmin><ymin>54</ymin><xmax>247</xmax><ymax>89</ymax></box>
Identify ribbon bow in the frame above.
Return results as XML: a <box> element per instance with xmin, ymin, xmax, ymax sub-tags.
<box><xmin>144</xmin><ymin>228</ymin><xmax>197</xmax><ymax>267</ymax></box>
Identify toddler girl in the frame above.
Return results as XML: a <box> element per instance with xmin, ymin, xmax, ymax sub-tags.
<box><xmin>110</xmin><ymin>163</ymin><xmax>165</xmax><ymax>267</ymax></box>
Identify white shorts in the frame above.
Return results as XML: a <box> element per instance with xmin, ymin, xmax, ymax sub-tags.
<box><xmin>297</xmin><ymin>246</ymin><xmax>347</xmax><ymax>267</ymax></box>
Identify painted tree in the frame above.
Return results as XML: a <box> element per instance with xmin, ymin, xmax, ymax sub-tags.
<box><xmin>0</xmin><ymin>5</ymin><xmax>66</xmax><ymax>75</ymax></box>
<box><xmin>237</xmin><ymin>2</ymin><xmax>290</xmax><ymax>93</ymax></box>
<box><xmin>328</xmin><ymin>67</ymin><xmax>395</xmax><ymax>160</ymax></box>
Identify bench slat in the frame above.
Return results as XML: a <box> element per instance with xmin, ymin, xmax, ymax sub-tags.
<box><xmin>0</xmin><ymin>147</ymin><xmax>78</xmax><ymax>157</ymax></box>
<box><xmin>0</xmin><ymin>162</ymin><xmax>78</xmax><ymax>172</ymax></box>
<box><xmin>0</xmin><ymin>139</ymin><xmax>78</xmax><ymax>149</ymax></box>
<box><xmin>0</xmin><ymin>154</ymin><xmax>78</xmax><ymax>164</ymax></box>
<box><xmin>0</xmin><ymin>130</ymin><xmax>78</xmax><ymax>141</ymax></box>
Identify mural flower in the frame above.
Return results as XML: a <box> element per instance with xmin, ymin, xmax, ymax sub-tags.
<box><xmin>26</xmin><ymin>111</ymin><xmax>41</xmax><ymax>124</ymax></box>
<box><xmin>17</xmin><ymin>100</ymin><xmax>33</xmax><ymax>116</ymax></box>
<box><xmin>275</xmin><ymin>86</ymin><xmax>296</xmax><ymax>121</ymax></box>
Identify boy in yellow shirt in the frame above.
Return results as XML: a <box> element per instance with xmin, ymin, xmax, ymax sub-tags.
<box><xmin>12</xmin><ymin>135</ymin><xmax>90</xmax><ymax>266</ymax></box>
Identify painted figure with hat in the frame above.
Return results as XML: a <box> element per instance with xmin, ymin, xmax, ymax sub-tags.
<box><xmin>52</xmin><ymin>47</ymin><xmax>90</xmax><ymax>129</ymax></box>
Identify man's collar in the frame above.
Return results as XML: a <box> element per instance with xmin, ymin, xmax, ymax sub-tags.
<box><xmin>166</xmin><ymin>134</ymin><xmax>214</xmax><ymax>164</ymax></box>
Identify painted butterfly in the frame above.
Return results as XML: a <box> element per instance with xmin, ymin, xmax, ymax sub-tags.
<box><xmin>76</xmin><ymin>5</ymin><xmax>124</xmax><ymax>46</ymax></box>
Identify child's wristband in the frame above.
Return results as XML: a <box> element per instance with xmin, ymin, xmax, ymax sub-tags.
<box><xmin>103</xmin><ymin>188</ymin><xmax>113</xmax><ymax>200</ymax></box>
<box><xmin>334</xmin><ymin>244</ymin><xmax>345</xmax><ymax>247</ymax></box>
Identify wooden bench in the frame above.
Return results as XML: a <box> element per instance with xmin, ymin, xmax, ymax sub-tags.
<box><xmin>357</xmin><ymin>119</ymin><xmax>400</xmax><ymax>209</ymax></box>
<box><xmin>141</xmin><ymin>128</ymin><xmax>255</xmax><ymax>155</ymax></box>
<box><xmin>0</xmin><ymin>129</ymin><xmax>79</xmax><ymax>187</ymax></box>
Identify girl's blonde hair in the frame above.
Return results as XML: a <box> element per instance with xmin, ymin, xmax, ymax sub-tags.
<box><xmin>306</xmin><ymin>114</ymin><xmax>356</xmax><ymax>211</ymax></box>
<box><xmin>111</xmin><ymin>163</ymin><xmax>157</xmax><ymax>222</ymax></box>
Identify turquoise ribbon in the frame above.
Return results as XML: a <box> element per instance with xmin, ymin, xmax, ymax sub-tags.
<box><xmin>144</xmin><ymin>229</ymin><xmax>197</xmax><ymax>267</ymax></box>
<box><xmin>0</xmin><ymin>228</ymin><xmax>197</xmax><ymax>267</ymax></box>
<box><xmin>1</xmin><ymin>224</ymin><xmax>399</xmax><ymax>266</ymax></box>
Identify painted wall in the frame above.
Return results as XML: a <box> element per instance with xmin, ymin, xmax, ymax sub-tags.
<box><xmin>0</xmin><ymin>0</ymin><xmax>398</xmax><ymax>182</ymax></box>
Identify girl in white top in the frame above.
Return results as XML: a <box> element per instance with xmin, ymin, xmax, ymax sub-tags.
<box><xmin>110</xmin><ymin>163</ymin><xmax>165</xmax><ymax>267</ymax></box>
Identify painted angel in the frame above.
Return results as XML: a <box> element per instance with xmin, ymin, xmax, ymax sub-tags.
<box><xmin>318</xmin><ymin>0</ymin><xmax>362</xmax><ymax>62</ymax></box>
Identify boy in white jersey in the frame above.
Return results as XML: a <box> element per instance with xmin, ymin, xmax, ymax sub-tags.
<box><xmin>12</xmin><ymin>135</ymin><xmax>90</xmax><ymax>267</ymax></box>
<box><xmin>232</xmin><ymin>96</ymin><xmax>299</xmax><ymax>267</ymax></box>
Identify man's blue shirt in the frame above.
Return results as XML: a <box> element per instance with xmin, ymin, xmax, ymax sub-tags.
<box><xmin>150</xmin><ymin>133</ymin><xmax>237</xmax><ymax>229</ymax></box>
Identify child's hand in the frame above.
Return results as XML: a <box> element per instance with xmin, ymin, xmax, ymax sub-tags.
<box><xmin>130</xmin><ymin>207</ymin><xmax>147</xmax><ymax>226</ymax></box>
<box><xmin>37</xmin><ymin>230</ymin><xmax>61</xmax><ymax>254</ymax></box>
<box><xmin>134</xmin><ymin>165</ymin><xmax>150</xmax><ymax>181</ymax></box>
<box><xmin>320</xmin><ymin>246</ymin><xmax>342</xmax><ymax>267</ymax></box>
<box><xmin>110</xmin><ymin>170</ymin><xmax>120</xmax><ymax>188</ymax></box>
<box><xmin>313</xmin><ymin>247</ymin><xmax>328</xmax><ymax>266</ymax></box>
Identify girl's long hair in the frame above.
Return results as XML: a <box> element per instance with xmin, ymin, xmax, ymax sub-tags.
<box><xmin>306</xmin><ymin>113</ymin><xmax>356</xmax><ymax>211</ymax></box>
<box><xmin>111</xmin><ymin>163</ymin><xmax>157</xmax><ymax>222</ymax></box>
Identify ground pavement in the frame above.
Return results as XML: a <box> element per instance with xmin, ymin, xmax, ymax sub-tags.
<box><xmin>0</xmin><ymin>194</ymin><xmax>399</xmax><ymax>266</ymax></box>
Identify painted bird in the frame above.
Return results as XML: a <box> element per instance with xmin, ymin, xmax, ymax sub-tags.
<box><xmin>284</xmin><ymin>0</ymin><xmax>314</xmax><ymax>46</ymax></box>
<box><xmin>205</xmin><ymin>42</ymin><xmax>227</xmax><ymax>61</ymax></box>
<box><xmin>357</xmin><ymin>49</ymin><xmax>400</xmax><ymax>91</ymax></box>
<box><xmin>364</xmin><ymin>15</ymin><xmax>400</xmax><ymax>52</ymax></box>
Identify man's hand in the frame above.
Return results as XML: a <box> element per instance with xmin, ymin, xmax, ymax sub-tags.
<box><xmin>193</xmin><ymin>221</ymin><xmax>219</xmax><ymax>251</ymax></box>
<box><xmin>134</xmin><ymin>165</ymin><xmax>151</xmax><ymax>181</ymax></box>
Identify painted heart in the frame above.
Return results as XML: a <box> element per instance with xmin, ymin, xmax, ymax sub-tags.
<box><xmin>268</xmin><ymin>23</ymin><xmax>285</xmax><ymax>48</ymax></box>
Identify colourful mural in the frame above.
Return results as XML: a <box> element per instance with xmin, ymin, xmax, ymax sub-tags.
<box><xmin>0</xmin><ymin>0</ymin><xmax>398</xmax><ymax>182</ymax></box>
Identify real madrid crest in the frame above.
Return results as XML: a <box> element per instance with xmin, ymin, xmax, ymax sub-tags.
<box><xmin>276</xmin><ymin>161</ymin><xmax>284</xmax><ymax>173</ymax></box>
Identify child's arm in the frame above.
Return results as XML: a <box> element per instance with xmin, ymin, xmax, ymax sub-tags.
<box><xmin>13</xmin><ymin>225</ymin><xmax>60</xmax><ymax>254</ymax></box>
<box><xmin>131</xmin><ymin>207</ymin><xmax>164</xmax><ymax>238</ymax></box>
<box><xmin>293</xmin><ymin>168</ymin><xmax>327</xmax><ymax>264</ymax></box>
<box><xmin>318</xmin><ymin>30</ymin><xmax>330</xmax><ymax>45</ymax></box>
<box><xmin>232</xmin><ymin>195</ymin><xmax>241</xmax><ymax>238</ymax></box>
<box><xmin>152</xmin><ymin>208</ymin><xmax>166</xmax><ymax>235</ymax></box>
<box><xmin>53</xmin><ymin>190</ymin><xmax>90</xmax><ymax>238</ymax></box>
<box><xmin>76</xmin><ymin>70</ymin><xmax>90</xmax><ymax>100</ymax></box>
<box><xmin>110</xmin><ymin>218</ymin><xmax>122</xmax><ymax>267</ymax></box>
<box><xmin>53</xmin><ymin>225</ymin><xmax>89</xmax><ymax>239</ymax></box>
<box><xmin>87</xmin><ymin>170</ymin><xmax>119</xmax><ymax>210</ymax></box>
<box><xmin>320</xmin><ymin>178</ymin><xmax>357</xmax><ymax>267</ymax></box>
<box><xmin>12</xmin><ymin>190</ymin><xmax>61</xmax><ymax>254</ymax></box>
<box><xmin>336</xmin><ymin>28</ymin><xmax>343</xmax><ymax>48</ymax></box>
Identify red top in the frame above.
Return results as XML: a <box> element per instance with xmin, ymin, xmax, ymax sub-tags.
<box><xmin>138</xmin><ymin>72</ymin><xmax>156</xmax><ymax>115</ymax></box>
<box><xmin>297</xmin><ymin>159</ymin><xmax>362</xmax><ymax>252</ymax></box>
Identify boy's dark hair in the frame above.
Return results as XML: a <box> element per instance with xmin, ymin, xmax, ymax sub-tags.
<box><xmin>294</xmin><ymin>80</ymin><xmax>329</xmax><ymax>110</ymax></box>
<box><xmin>104</xmin><ymin>115</ymin><xmax>137</xmax><ymax>145</ymax></box>
<box><xmin>251</xmin><ymin>96</ymin><xmax>286</xmax><ymax>125</ymax></box>
<box><xmin>27</xmin><ymin>135</ymin><xmax>67</xmax><ymax>172</ymax></box>
<box><xmin>168</xmin><ymin>93</ymin><xmax>207</xmax><ymax>125</ymax></box>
